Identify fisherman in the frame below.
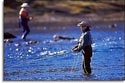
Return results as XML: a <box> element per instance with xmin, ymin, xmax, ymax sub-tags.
<box><xmin>72</xmin><ymin>21</ymin><xmax>93</xmax><ymax>76</ymax></box>
<box><xmin>19</xmin><ymin>3</ymin><xmax>33</xmax><ymax>39</ymax></box>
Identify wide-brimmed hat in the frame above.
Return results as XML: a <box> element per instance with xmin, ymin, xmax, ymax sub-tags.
<box><xmin>77</xmin><ymin>21</ymin><xmax>89</xmax><ymax>27</ymax></box>
<box><xmin>21</xmin><ymin>3</ymin><xmax>29</xmax><ymax>8</ymax></box>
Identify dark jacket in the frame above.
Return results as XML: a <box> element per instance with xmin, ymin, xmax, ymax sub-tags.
<box><xmin>76</xmin><ymin>31</ymin><xmax>92</xmax><ymax>52</ymax></box>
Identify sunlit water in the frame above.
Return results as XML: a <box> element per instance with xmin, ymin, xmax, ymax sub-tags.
<box><xmin>4</xmin><ymin>22</ymin><xmax>124</xmax><ymax>80</ymax></box>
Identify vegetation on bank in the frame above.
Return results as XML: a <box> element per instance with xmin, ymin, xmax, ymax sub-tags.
<box><xmin>4</xmin><ymin>0</ymin><xmax>125</xmax><ymax>24</ymax></box>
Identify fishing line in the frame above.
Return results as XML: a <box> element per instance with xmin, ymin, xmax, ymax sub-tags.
<box><xmin>70</xmin><ymin>52</ymin><xmax>80</xmax><ymax>73</ymax></box>
<box><xmin>5</xmin><ymin>50</ymin><xmax>71</xmax><ymax>68</ymax></box>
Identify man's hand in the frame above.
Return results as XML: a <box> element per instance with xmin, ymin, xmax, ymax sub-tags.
<box><xmin>71</xmin><ymin>48</ymin><xmax>78</xmax><ymax>52</ymax></box>
<box><xmin>71</xmin><ymin>45</ymin><xmax>78</xmax><ymax>52</ymax></box>
<box><xmin>29</xmin><ymin>16</ymin><xmax>33</xmax><ymax>20</ymax></box>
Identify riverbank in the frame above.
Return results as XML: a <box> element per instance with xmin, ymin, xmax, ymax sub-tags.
<box><xmin>4</xmin><ymin>0</ymin><xmax>125</xmax><ymax>29</ymax></box>
<box><xmin>4</xmin><ymin>11</ymin><xmax>125</xmax><ymax>30</ymax></box>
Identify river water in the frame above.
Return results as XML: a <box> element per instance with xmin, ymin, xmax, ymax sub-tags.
<box><xmin>4</xmin><ymin>21</ymin><xmax>124</xmax><ymax>81</ymax></box>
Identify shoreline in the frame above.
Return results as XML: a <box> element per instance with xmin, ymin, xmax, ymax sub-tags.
<box><xmin>4</xmin><ymin>12</ymin><xmax>125</xmax><ymax>34</ymax></box>
<box><xmin>4</xmin><ymin>11</ymin><xmax>124</xmax><ymax>25</ymax></box>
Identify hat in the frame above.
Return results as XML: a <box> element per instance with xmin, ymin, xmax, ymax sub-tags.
<box><xmin>77</xmin><ymin>21</ymin><xmax>89</xmax><ymax>27</ymax></box>
<box><xmin>21</xmin><ymin>3</ymin><xmax>29</xmax><ymax>8</ymax></box>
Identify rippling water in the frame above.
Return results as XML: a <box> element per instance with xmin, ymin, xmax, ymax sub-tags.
<box><xmin>4</xmin><ymin>21</ymin><xmax>124</xmax><ymax>80</ymax></box>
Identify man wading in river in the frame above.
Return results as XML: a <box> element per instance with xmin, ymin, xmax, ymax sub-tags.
<box><xmin>72</xmin><ymin>21</ymin><xmax>93</xmax><ymax>76</ymax></box>
<box><xmin>19</xmin><ymin>3</ymin><xmax>33</xmax><ymax>39</ymax></box>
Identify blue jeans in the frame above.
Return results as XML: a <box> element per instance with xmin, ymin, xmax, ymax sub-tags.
<box><xmin>19</xmin><ymin>17</ymin><xmax>30</xmax><ymax>39</ymax></box>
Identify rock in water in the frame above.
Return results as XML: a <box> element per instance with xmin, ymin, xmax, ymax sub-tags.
<box><xmin>4</xmin><ymin>32</ymin><xmax>16</xmax><ymax>39</ymax></box>
<box><xmin>25</xmin><ymin>40</ymin><xmax>38</xmax><ymax>45</ymax></box>
<box><xmin>4</xmin><ymin>39</ymin><xmax>13</xmax><ymax>43</ymax></box>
